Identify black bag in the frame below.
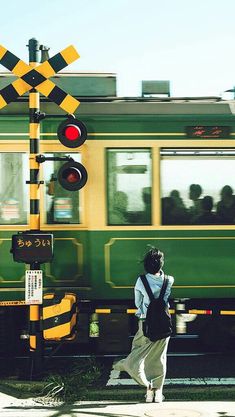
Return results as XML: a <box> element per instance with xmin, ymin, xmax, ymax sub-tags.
<box><xmin>140</xmin><ymin>274</ymin><xmax>172</xmax><ymax>342</ymax></box>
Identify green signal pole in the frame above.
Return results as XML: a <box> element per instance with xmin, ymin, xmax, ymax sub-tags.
<box><xmin>27</xmin><ymin>38</ymin><xmax>43</xmax><ymax>379</ymax></box>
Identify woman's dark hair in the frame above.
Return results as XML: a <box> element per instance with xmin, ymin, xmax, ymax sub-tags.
<box><xmin>143</xmin><ymin>248</ymin><xmax>164</xmax><ymax>274</ymax></box>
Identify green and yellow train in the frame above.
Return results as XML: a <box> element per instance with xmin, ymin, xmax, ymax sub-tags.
<box><xmin>0</xmin><ymin>73</ymin><xmax>235</xmax><ymax>354</ymax></box>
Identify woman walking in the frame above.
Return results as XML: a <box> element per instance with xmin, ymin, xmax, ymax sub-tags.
<box><xmin>114</xmin><ymin>248</ymin><xmax>174</xmax><ymax>403</ymax></box>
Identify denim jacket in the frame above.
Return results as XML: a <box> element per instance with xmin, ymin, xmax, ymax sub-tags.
<box><xmin>134</xmin><ymin>271</ymin><xmax>174</xmax><ymax>319</ymax></box>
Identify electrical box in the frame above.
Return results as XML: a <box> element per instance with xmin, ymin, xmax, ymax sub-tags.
<box><xmin>43</xmin><ymin>293</ymin><xmax>77</xmax><ymax>341</ymax></box>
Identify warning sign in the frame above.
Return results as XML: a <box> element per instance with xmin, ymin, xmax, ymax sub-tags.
<box><xmin>25</xmin><ymin>270</ymin><xmax>43</xmax><ymax>305</ymax></box>
<box><xmin>12</xmin><ymin>233</ymin><xmax>53</xmax><ymax>264</ymax></box>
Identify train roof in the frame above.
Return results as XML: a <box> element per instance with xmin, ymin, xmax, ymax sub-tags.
<box><xmin>0</xmin><ymin>72</ymin><xmax>234</xmax><ymax>117</ymax></box>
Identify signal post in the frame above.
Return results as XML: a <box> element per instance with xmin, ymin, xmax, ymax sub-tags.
<box><xmin>28</xmin><ymin>38</ymin><xmax>42</xmax><ymax>377</ymax></box>
<box><xmin>0</xmin><ymin>38</ymin><xmax>87</xmax><ymax>379</ymax></box>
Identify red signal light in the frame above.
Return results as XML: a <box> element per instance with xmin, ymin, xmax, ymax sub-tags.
<box><xmin>64</xmin><ymin>167</ymin><xmax>81</xmax><ymax>183</ymax></box>
<box><xmin>57</xmin><ymin>117</ymin><xmax>88</xmax><ymax>191</ymax></box>
<box><xmin>58</xmin><ymin>161</ymin><xmax>88</xmax><ymax>191</ymax></box>
<box><xmin>64</xmin><ymin>124</ymin><xmax>81</xmax><ymax>141</ymax></box>
<box><xmin>57</xmin><ymin>118</ymin><xmax>87</xmax><ymax>148</ymax></box>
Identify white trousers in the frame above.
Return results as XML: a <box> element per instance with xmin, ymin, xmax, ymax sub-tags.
<box><xmin>114</xmin><ymin>320</ymin><xmax>170</xmax><ymax>389</ymax></box>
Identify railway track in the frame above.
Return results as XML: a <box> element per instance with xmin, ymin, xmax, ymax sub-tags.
<box><xmin>0</xmin><ymin>332</ymin><xmax>234</xmax><ymax>384</ymax></box>
<box><xmin>108</xmin><ymin>350</ymin><xmax>235</xmax><ymax>387</ymax></box>
<box><xmin>0</xmin><ymin>350</ymin><xmax>235</xmax><ymax>390</ymax></box>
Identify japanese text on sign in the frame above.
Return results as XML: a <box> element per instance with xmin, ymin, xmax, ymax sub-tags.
<box><xmin>185</xmin><ymin>125</ymin><xmax>231</xmax><ymax>138</ymax></box>
<box><xmin>16</xmin><ymin>238</ymin><xmax>51</xmax><ymax>248</ymax></box>
<box><xmin>12</xmin><ymin>233</ymin><xmax>53</xmax><ymax>264</ymax></box>
<box><xmin>25</xmin><ymin>270</ymin><xmax>43</xmax><ymax>305</ymax></box>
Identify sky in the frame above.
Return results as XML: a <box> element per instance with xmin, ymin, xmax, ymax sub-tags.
<box><xmin>1</xmin><ymin>0</ymin><xmax>235</xmax><ymax>98</ymax></box>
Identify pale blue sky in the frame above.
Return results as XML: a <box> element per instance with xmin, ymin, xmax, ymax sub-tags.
<box><xmin>1</xmin><ymin>0</ymin><xmax>235</xmax><ymax>97</ymax></box>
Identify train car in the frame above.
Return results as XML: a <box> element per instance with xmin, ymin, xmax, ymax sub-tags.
<box><xmin>0</xmin><ymin>72</ymin><xmax>235</xmax><ymax>356</ymax></box>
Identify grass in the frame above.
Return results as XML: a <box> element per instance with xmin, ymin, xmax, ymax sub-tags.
<box><xmin>0</xmin><ymin>357</ymin><xmax>102</xmax><ymax>403</ymax></box>
<box><xmin>40</xmin><ymin>357</ymin><xmax>102</xmax><ymax>402</ymax></box>
<box><xmin>1</xmin><ymin>381</ymin><xmax>235</xmax><ymax>403</ymax></box>
<box><xmin>85</xmin><ymin>385</ymin><xmax>235</xmax><ymax>402</ymax></box>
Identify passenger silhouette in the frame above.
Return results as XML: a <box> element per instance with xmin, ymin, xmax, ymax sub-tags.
<box><xmin>161</xmin><ymin>197</ymin><xmax>175</xmax><ymax>225</ymax></box>
<box><xmin>142</xmin><ymin>187</ymin><xmax>151</xmax><ymax>224</ymax></box>
<box><xmin>189</xmin><ymin>184</ymin><xmax>203</xmax><ymax>222</ymax></box>
<box><xmin>109</xmin><ymin>191</ymin><xmax>128</xmax><ymax>225</ymax></box>
<box><xmin>162</xmin><ymin>191</ymin><xmax>189</xmax><ymax>225</ymax></box>
<box><xmin>216</xmin><ymin>185</ymin><xmax>235</xmax><ymax>224</ymax></box>
<box><xmin>193</xmin><ymin>196</ymin><xmax>219</xmax><ymax>225</ymax></box>
<box><xmin>169</xmin><ymin>190</ymin><xmax>185</xmax><ymax>209</ymax></box>
<box><xmin>170</xmin><ymin>189</ymin><xmax>190</xmax><ymax>224</ymax></box>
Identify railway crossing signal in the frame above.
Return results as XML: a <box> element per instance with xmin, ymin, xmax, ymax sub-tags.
<box><xmin>0</xmin><ymin>43</ymin><xmax>88</xmax><ymax>192</ymax></box>
<box><xmin>57</xmin><ymin>117</ymin><xmax>88</xmax><ymax>191</ymax></box>
<box><xmin>36</xmin><ymin>116</ymin><xmax>88</xmax><ymax>191</ymax></box>
<box><xmin>0</xmin><ymin>44</ymin><xmax>80</xmax><ymax>113</ymax></box>
<box><xmin>57</xmin><ymin>117</ymin><xmax>87</xmax><ymax>148</ymax></box>
<box><xmin>0</xmin><ymin>41</ymin><xmax>89</xmax><ymax>191</ymax></box>
<box><xmin>0</xmin><ymin>38</ymin><xmax>85</xmax><ymax>379</ymax></box>
<box><xmin>57</xmin><ymin>160</ymin><xmax>88</xmax><ymax>191</ymax></box>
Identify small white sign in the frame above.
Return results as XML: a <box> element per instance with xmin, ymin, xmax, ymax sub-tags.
<box><xmin>25</xmin><ymin>270</ymin><xmax>43</xmax><ymax>305</ymax></box>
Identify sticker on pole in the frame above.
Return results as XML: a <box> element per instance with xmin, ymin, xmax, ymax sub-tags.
<box><xmin>25</xmin><ymin>270</ymin><xmax>43</xmax><ymax>305</ymax></box>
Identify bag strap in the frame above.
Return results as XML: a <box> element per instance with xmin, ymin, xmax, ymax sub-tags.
<box><xmin>159</xmin><ymin>275</ymin><xmax>169</xmax><ymax>301</ymax></box>
<box><xmin>140</xmin><ymin>274</ymin><xmax>169</xmax><ymax>302</ymax></box>
<box><xmin>140</xmin><ymin>275</ymin><xmax>155</xmax><ymax>301</ymax></box>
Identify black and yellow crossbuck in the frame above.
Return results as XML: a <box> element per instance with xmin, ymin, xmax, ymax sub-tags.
<box><xmin>0</xmin><ymin>44</ymin><xmax>80</xmax><ymax>113</ymax></box>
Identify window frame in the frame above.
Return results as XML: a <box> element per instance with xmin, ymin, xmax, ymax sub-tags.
<box><xmin>0</xmin><ymin>141</ymin><xmax>87</xmax><ymax>230</ymax></box>
<box><xmin>159</xmin><ymin>145</ymin><xmax>235</xmax><ymax>230</ymax></box>
<box><xmin>106</xmin><ymin>147</ymin><xmax>153</xmax><ymax>226</ymax></box>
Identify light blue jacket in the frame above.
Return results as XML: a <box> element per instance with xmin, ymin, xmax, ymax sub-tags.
<box><xmin>134</xmin><ymin>271</ymin><xmax>174</xmax><ymax>318</ymax></box>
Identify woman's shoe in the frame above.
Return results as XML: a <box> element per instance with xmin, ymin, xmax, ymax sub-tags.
<box><xmin>145</xmin><ymin>388</ymin><xmax>154</xmax><ymax>403</ymax></box>
<box><xmin>154</xmin><ymin>389</ymin><xmax>164</xmax><ymax>403</ymax></box>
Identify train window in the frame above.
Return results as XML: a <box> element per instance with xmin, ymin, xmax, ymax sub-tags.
<box><xmin>0</xmin><ymin>153</ymin><xmax>28</xmax><ymax>225</ymax></box>
<box><xmin>44</xmin><ymin>153</ymin><xmax>81</xmax><ymax>224</ymax></box>
<box><xmin>107</xmin><ymin>149</ymin><xmax>152</xmax><ymax>225</ymax></box>
<box><xmin>161</xmin><ymin>148</ymin><xmax>235</xmax><ymax>225</ymax></box>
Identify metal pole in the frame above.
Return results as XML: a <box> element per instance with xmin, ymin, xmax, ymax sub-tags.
<box><xmin>27</xmin><ymin>38</ymin><xmax>43</xmax><ymax>379</ymax></box>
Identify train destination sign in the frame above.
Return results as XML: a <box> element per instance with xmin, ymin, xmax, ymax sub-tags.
<box><xmin>185</xmin><ymin>126</ymin><xmax>231</xmax><ymax>138</ymax></box>
<box><xmin>11</xmin><ymin>233</ymin><xmax>53</xmax><ymax>264</ymax></box>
